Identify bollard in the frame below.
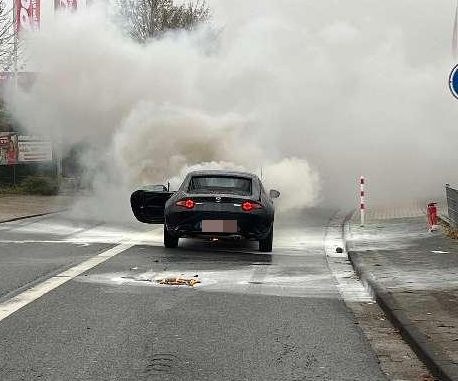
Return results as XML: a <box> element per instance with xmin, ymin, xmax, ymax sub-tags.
<box><xmin>427</xmin><ymin>202</ymin><xmax>438</xmax><ymax>232</ymax></box>
<box><xmin>360</xmin><ymin>176</ymin><xmax>365</xmax><ymax>226</ymax></box>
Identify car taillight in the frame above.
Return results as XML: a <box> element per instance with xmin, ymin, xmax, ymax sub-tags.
<box><xmin>176</xmin><ymin>199</ymin><xmax>195</xmax><ymax>209</ymax></box>
<box><xmin>241</xmin><ymin>201</ymin><xmax>262</xmax><ymax>212</ymax></box>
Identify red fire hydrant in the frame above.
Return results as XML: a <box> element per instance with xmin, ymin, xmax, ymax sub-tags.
<box><xmin>427</xmin><ymin>202</ymin><xmax>438</xmax><ymax>231</ymax></box>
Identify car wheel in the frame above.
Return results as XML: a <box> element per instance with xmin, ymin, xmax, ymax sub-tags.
<box><xmin>164</xmin><ymin>225</ymin><xmax>179</xmax><ymax>248</ymax></box>
<box><xmin>259</xmin><ymin>226</ymin><xmax>273</xmax><ymax>252</ymax></box>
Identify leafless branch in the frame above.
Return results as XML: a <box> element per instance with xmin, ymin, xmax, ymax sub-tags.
<box><xmin>117</xmin><ymin>0</ymin><xmax>210</xmax><ymax>43</ymax></box>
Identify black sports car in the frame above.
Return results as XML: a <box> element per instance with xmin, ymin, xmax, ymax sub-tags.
<box><xmin>130</xmin><ymin>170</ymin><xmax>280</xmax><ymax>252</ymax></box>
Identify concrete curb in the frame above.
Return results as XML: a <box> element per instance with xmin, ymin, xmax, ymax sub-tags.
<box><xmin>0</xmin><ymin>209</ymin><xmax>68</xmax><ymax>224</ymax></box>
<box><xmin>344</xmin><ymin>222</ymin><xmax>458</xmax><ymax>381</ymax></box>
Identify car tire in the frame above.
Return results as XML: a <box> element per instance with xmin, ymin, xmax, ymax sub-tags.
<box><xmin>259</xmin><ymin>226</ymin><xmax>273</xmax><ymax>252</ymax></box>
<box><xmin>164</xmin><ymin>225</ymin><xmax>179</xmax><ymax>248</ymax></box>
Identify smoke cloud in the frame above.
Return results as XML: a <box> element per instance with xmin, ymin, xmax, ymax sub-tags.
<box><xmin>7</xmin><ymin>0</ymin><xmax>458</xmax><ymax>220</ymax></box>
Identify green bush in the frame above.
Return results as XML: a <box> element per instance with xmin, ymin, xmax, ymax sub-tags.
<box><xmin>0</xmin><ymin>185</ymin><xmax>23</xmax><ymax>194</ymax></box>
<box><xmin>20</xmin><ymin>176</ymin><xmax>58</xmax><ymax>196</ymax></box>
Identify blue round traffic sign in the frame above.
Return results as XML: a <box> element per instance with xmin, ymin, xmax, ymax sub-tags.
<box><xmin>449</xmin><ymin>64</ymin><xmax>458</xmax><ymax>98</ymax></box>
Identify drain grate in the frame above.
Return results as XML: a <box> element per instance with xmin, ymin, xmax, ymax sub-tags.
<box><xmin>146</xmin><ymin>353</ymin><xmax>178</xmax><ymax>373</ymax></box>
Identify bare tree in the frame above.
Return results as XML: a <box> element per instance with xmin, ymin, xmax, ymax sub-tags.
<box><xmin>0</xmin><ymin>1</ymin><xmax>15</xmax><ymax>132</ymax></box>
<box><xmin>117</xmin><ymin>0</ymin><xmax>210</xmax><ymax>43</ymax></box>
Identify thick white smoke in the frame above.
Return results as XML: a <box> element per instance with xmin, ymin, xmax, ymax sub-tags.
<box><xmin>9</xmin><ymin>4</ymin><xmax>321</xmax><ymax>218</ymax></box>
<box><xmin>7</xmin><ymin>0</ymin><xmax>458</xmax><ymax>220</ymax></box>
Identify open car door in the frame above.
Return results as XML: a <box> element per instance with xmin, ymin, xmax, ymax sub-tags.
<box><xmin>130</xmin><ymin>185</ymin><xmax>174</xmax><ymax>224</ymax></box>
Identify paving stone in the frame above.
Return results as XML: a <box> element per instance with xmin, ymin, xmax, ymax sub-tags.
<box><xmin>347</xmin><ymin>213</ymin><xmax>458</xmax><ymax>380</ymax></box>
<box><xmin>0</xmin><ymin>195</ymin><xmax>74</xmax><ymax>222</ymax></box>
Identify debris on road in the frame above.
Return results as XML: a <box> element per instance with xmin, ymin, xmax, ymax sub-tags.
<box><xmin>156</xmin><ymin>275</ymin><xmax>200</xmax><ymax>287</ymax></box>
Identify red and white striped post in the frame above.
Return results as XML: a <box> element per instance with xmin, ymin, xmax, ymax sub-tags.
<box><xmin>360</xmin><ymin>176</ymin><xmax>365</xmax><ymax>226</ymax></box>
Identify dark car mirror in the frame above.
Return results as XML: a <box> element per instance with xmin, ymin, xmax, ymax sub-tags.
<box><xmin>269</xmin><ymin>189</ymin><xmax>280</xmax><ymax>199</ymax></box>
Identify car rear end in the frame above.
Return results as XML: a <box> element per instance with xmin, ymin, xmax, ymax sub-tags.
<box><xmin>165</xmin><ymin>174</ymin><xmax>273</xmax><ymax>240</ymax></box>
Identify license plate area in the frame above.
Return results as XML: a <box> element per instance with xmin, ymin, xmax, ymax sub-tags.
<box><xmin>202</xmin><ymin>220</ymin><xmax>237</xmax><ymax>233</ymax></box>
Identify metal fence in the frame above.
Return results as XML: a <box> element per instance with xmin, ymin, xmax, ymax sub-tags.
<box><xmin>445</xmin><ymin>184</ymin><xmax>458</xmax><ymax>228</ymax></box>
<box><xmin>0</xmin><ymin>163</ymin><xmax>57</xmax><ymax>187</ymax></box>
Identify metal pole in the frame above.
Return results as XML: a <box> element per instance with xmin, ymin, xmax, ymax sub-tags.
<box><xmin>12</xmin><ymin>2</ymin><xmax>18</xmax><ymax>188</ymax></box>
<box><xmin>453</xmin><ymin>0</ymin><xmax>458</xmax><ymax>60</ymax></box>
<box><xmin>56</xmin><ymin>140</ymin><xmax>62</xmax><ymax>188</ymax></box>
<box><xmin>360</xmin><ymin>176</ymin><xmax>365</xmax><ymax>226</ymax></box>
<box><xmin>12</xmin><ymin>0</ymin><xmax>18</xmax><ymax>91</ymax></box>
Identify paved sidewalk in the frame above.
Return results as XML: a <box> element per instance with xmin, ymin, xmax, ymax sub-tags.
<box><xmin>351</xmin><ymin>200</ymin><xmax>448</xmax><ymax>223</ymax></box>
<box><xmin>0</xmin><ymin>195</ymin><xmax>74</xmax><ymax>222</ymax></box>
<box><xmin>346</xmin><ymin>214</ymin><xmax>458</xmax><ymax>381</ymax></box>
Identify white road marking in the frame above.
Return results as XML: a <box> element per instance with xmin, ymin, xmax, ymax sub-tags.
<box><xmin>0</xmin><ymin>213</ymin><xmax>368</xmax><ymax>313</ymax></box>
<box><xmin>0</xmin><ymin>225</ymin><xmax>163</xmax><ymax>246</ymax></box>
<box><xmin>0</xmin><ymin>240</ymin><xmax>87</xmax><ymax>244</ymax></box>
<box><xmin>0</xmin><ymin>243</ymin><xmax>133</xmax><ymax>322</ymax></box>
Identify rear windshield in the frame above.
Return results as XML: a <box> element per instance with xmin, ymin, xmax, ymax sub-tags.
<box><xmin>188</xmin><ymin>176</ymin><xmax>252</xmax><ymax>195</ymax></box>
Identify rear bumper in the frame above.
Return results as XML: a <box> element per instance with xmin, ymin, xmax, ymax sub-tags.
<box><xmin>165</xmin><ymin>209</ymin><xmax>273</xmax><ymax>240</ymax></box>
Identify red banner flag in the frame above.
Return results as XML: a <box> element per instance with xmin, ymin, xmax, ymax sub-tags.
<box><xmin>16</xmin><ymin>0</ymin><xmax>41</xmax><ymax>32</ymax></box>
<box><xmin>0</xmin><ymin>134</ymin><xmax>19</xmax><ymax>166</ymax></box>
<box><xmin>55</xmin><ymin>0</ymin><xmax>78</xmax><ymax>10</ymax></box>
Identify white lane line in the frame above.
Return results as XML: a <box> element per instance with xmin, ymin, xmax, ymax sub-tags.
<box><xmin>0</xmin><ymin>243</ymin><xmax>133</xmax><ymax>322</ymax></box>
<box><xmin>0</xmin><ymin>240</ymin><xmax>84</xmax><ymax>244</ymax></box>
<box><xmin>0</xmin><ymin>226</ymin><xmax>163</xmax><ymax>246</ymax></box>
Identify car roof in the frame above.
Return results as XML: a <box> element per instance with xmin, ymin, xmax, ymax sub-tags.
<box><xmin>187</xmin><ymin>170</ymin><xmax>258</xmax><ymax>179</ymax></box>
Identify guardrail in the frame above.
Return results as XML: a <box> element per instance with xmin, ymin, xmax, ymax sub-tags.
<box><xmin>445</xmin><ymin>184</ymin><xmax>458</xmax><ymax>228</ymax></box>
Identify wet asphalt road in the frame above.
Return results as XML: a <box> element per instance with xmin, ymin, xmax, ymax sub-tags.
<box><xmin>0</xmin><ymin>209</ymin><xmax>386</xmax><ymax>380</ymax></box>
